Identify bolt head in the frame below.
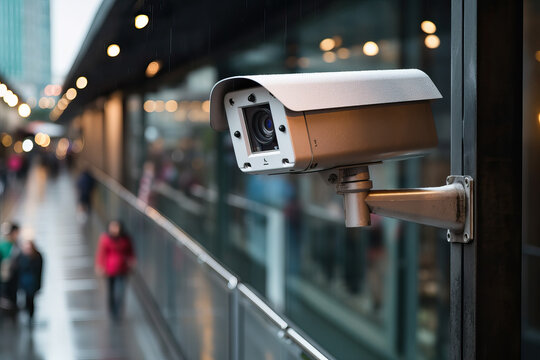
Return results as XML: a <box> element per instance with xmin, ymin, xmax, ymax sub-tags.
<box><xmin>279</xmin><ymin>125</ymin><xmax>286</xmax><ymax>132</ymax></box>
<box><xmin>328</xmin><ymin>174</ymin><xmax>338</xmax><ymax>184</ymax></box>
<box><xmin>234</xmin><ymin>131</ymin><xmax>241</xmax><ymax>138</ymax></box>
<box><xmin>248</xmin><ymin>94</ymin><xmax>256</xmax><ymax>102</ymax></box>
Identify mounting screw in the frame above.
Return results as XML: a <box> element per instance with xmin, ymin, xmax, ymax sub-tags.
<box><xmin>464</xmin><ymin>233</ymin><xmax>469</xmax><ymax>241</ymax></box>
<box><xmin>234</xmin><ymin>131</ymin><xmax>241</xmax><ymax>138</ymax></box>
<box><xmin>447</xmin><ymin>231</ymin><xmax>451</xmax><ymax>241</ymax></box>
<box><xmin>328</xmin><ymin>174</ymin><xmax>338</xmax><ymax>184</ymax></box>
<box><xmin>279</xmin><ymin>125</ymin><xmax>286</xmax><ymax>132</ymax></box>
<box><xmin>248</xmin><ymin>94</ymin><xmax>256</xmax><ymax>102</ymax></box>
<box><xmin>229</xmin><ymin>98</ymin><xmax>235</xmax><ymax>106</ymax></box>
<box><xmin>282</xmin><ymin>159</ymin><xmax>289</xmax><ymax>164</ymax></box>
<box><xmin>465</xmin><ymin>178</ymin><xmax>470</xmax><ymax>187</ymax></box>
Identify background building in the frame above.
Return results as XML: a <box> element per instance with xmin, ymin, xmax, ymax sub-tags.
<box><xmin>0</xmin><ymin>0</ymin><xmax>52</xmax><ymax>102</ymax></box>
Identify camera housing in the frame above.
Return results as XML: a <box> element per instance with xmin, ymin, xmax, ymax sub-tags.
<box><xmin>210</xmin><ymin>70</ymin><xmax>442</xmax><ymax>174</ymax></box>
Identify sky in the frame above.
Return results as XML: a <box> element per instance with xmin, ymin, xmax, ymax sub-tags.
<box><xmin>51</xmin><ymin>0</ymin><xmax>103</xmax><ymax>84</ymax></box>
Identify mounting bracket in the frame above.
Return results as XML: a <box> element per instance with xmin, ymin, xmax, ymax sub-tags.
<box><xmin>332</xmin><ymin>166</ymin><xmax>474</xmax><ymax>243</ymax></box>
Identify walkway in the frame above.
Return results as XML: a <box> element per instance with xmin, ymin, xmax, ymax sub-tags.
<box><xmin>0</xmin><ymin>164</ymin><xmax>168</xmax><ymax>360</ymax></box>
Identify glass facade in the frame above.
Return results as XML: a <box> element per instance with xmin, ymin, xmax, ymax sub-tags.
<box><xmin>0</xmin><ymin>0</ymin><xmax>51</xmax><ymax>99</ymax></box>
<box><xmin>120</xmin><ymin>1</ymin><xmax>453</xmax><ymax>359</ymax></box>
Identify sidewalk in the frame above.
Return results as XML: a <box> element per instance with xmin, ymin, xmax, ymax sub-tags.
<box><xmin>0</xmin><ymin>164</ymin><xmax>168</xmax><ymax>360</ymax></box>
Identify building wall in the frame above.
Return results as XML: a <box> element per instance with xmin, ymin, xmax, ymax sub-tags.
<box><xmin>80</xmin><ymin>106</ymin><xmax>104</xmax><ymax>171</ymax></box>
<box><xmin>104</xmin><ymin>92</ymin><xmax>124</xmax><ymax>182</ymax></box>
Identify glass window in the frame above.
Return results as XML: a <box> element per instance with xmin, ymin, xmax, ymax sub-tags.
<box><xmin>127</xmin><ymin>1</ymin><xmax>452</xmax><ymax>358</ymax></box>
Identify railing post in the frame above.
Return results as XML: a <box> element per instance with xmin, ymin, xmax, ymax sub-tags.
<box><xmin>266</xmin><ymin>209</ymin><xmax>286</xmax><ymax>311</ymax></box>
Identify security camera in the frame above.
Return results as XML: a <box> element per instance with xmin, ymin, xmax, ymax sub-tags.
<box><xmin>209</xmin><ymin>69</ymin><xmax>442</xmax><ymax>174</ymax></box>
<box><xmin>209</xmin><ymin>70</ymin><xmax>473</xmax><ymax>241</ymax></box>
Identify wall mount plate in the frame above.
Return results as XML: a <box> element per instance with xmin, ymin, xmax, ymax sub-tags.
<box><xmin>446</xmin><ymin>175</ymin><xmax>474</xmax><ymax>243</ymax></box>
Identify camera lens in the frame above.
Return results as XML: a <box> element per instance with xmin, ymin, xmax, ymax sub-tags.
<box><xmin>264</xmin><ymin>118</ymin><xmax>273</xmax><ymax>131</ymax></box>
<box><xmin>252</xmin><ymin>109</ymin><xmax>275</xmax><ymax>145</ymax></box>
<box><xmin>243</xmin><ymin>104</ymin><xmax>279</xmax><ymax>152</ymax></box>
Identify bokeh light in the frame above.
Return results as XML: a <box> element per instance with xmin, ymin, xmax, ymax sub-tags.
<box><xmin>66</xmin><ymin>88</ymin><xmax>77</xmax><ymax>100</ymax></box>
<box><xmin>22</xmin><ymin>139</ymin><xmax>34</xmax><ymax>152</ymax></box>
<box><xmin>201</xmin><ymin>100</ymin><xmax>210</xmax><ymax>113</ymax></box>
<box><xmin>319</xmin><ymin>38</ymin><xmax>336</xmax><ymax>51</ymax></box>
<box><xmin>337</xmin><ymin>47</ymin><xmax>351</xmax><ymax>59</ymax></box>
<box><xmin>421</xmin><ymin>20</ymin><xmax>437</xmax><ymax>34</ymax></box>
<box><xmin>107</xmin><ymin>44</ymin><xmax>120</xmax><ymax>57</ymax></box>
<box><xmin>143</xmin><ymin>100</ymin><xmax>156</xmax><ymax>112</ymax></box>
<box><xmin>135</xmin><ymin>14</ymin><xmax>149</xmax><ymax>29</ymax></box>
<box><xmin>76</xmin><ymin>76</ymin><xmax>88</xmax><ymax>89</ymax></box>
<box><xmin>18</xmin><ymin>103</ymin><xmax>31</xmax><ymax>117</ymax></box>
<box><xmin>363</xmin><ymin>41</ymin><xmax>379</xmax><ymax>56</ymax></box>
<box><xmin>13</xmin><ymin>141</ymin><xmax>23</xmax><ymax>154</ymax></box>
<box><xmin>425</xmin><ymin>35</ymin><xmax>441</xmax><ymax>49</ymax></box>
<box><xmin>165</xmin><ymin>100</ymin><xmax>178</xmax><ymax>112</ymax></box>
<box><xmin>145</xmin><ymin>61</ymin><xmax>161</xmax><ymax>77</ymax></box>
<box><xmin>2</xmin><ymin>134</ymin><xmax>12</xmax><ymax>147</ymax></box>
<box><xmin>322</xmin><ymin>51</ymin><xmax>336</xmax><ymax>63</ymax></box>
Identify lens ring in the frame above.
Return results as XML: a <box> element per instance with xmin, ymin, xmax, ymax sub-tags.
<box><xmin>251</xmin><ymin>109</ymin><xmax>275</xmax><ymax>145</ymax></box>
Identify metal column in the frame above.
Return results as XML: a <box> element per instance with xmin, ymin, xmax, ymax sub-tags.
<box><xmin>450</xmin><ymin>0</ymin><xmax>522</xmax><ymax>358</ymax></box>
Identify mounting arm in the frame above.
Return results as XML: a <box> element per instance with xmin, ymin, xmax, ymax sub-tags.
<box><xmin>334</xmin><ymin>166</ymin><xmax>474</xmax><ymax>243</ymax></box>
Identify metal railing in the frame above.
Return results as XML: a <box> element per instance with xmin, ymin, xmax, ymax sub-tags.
<box><xmin>91</xmin><ymin>167</ymin><xmax>333</xmax><ymax>360</ymax></box>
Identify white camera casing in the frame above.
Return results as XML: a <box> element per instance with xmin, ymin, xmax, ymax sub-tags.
<box><xmin>210</xmin><ymin>69</ymin><xmax>442</xmax><ymax>174</ymax></box>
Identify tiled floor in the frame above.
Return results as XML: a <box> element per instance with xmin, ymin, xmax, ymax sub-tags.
<box><xmin>0</xmin><ymin>164</ymin><xmax>168</xmax><ymax>360</ymax></box>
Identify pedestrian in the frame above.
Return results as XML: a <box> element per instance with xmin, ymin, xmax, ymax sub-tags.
<box><xmin>76</xmin><ymin>168</ymin><xmax>95</xmax><ymax>222</ymax></box>
<box><xmin>0</xmin><ymin>223</ymin><xmax>20</xmax><ymax>322</ymax></box>
<box><xmin>95</xmin><ymin>220</ymin><xmax>135</xmax><ymax>320</ymax></box>
<box><xmin>16</xmin><ymin>239</ymin><xmax>43</xmax><ymax>326</ymax></box>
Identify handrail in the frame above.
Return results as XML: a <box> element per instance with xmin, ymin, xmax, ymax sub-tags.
<box><xmin>89</xmin><ymin>166</ymin><xmax>333</xmax><ymax>360</ymax></box>
<box><xmin>238</xmin><ymin>284</ymin><xmax>288</xmax><ymax>330</ymax></box>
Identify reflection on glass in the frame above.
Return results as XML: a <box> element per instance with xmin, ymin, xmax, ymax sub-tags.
<box><xmin>123</xmin><ymin>1</ymin><xmax>452</xmax><ymax>359</ymax></box>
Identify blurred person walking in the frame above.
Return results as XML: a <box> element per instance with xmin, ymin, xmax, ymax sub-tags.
<box><xmin>16</xmin><ymin>239</ymin><xmax>43</xmax><ymax>326</ymax></box>
<box><xmin>76</xmin><ymin>168</ymin><xmax>95</xmax><ymax>222</ymax></box>
<box><xmin>95</xmin><ymin>220</ymin><xmax>135</xmax><ymax>321</ymax></box>
<box><xmin>0</xmin><ymin>223</ymin><xmax>20</xmax><ymax>322</ymax></box>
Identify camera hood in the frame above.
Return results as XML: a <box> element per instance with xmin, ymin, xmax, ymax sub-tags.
<box><xmin>209</xmin><ymin>69</ymin><xmax>442</xmax><ymax>131</ymax></box>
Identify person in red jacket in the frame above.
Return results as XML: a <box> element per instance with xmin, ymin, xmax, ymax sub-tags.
<box><xmin>95</xmin><ymin>220</ymin><xmax>135</xmax><ymax>320</ymax></box>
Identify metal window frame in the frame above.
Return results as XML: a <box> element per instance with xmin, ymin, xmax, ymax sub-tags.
<box><xmin>450</xmin><ymin>0</ymin><xmax>522</xmax><ymax>358</ymax></box>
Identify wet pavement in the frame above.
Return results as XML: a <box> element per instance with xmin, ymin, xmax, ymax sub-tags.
<box><xmin>0</xmin><ymin>165</ymin><xmax>168</xmax><ymax>360</ymax></box>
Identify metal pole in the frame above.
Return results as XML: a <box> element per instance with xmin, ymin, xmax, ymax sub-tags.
<box><xmin>450</xmin><ymin>0</ymin><xmax>523</xmax><ymax>358</ymax></box>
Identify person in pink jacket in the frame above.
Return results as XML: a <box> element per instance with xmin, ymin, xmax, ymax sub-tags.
<box><xmin>95</xmin><ymin>220</ymin><xmax>135</xmax><ymax>320</ymax></box>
